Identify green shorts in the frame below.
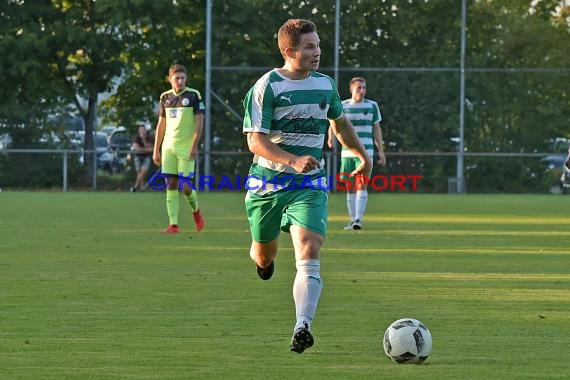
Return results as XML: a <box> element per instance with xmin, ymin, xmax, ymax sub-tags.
<box><xmin>245</xmin><ymin>188</ymin><xmax>328</xmax><ymax>243</ymax></box>
<box><xmin>339</xmin><ymin>157</ymin><xmax>363</xmax><ymax>182</ymax></box>
<box><xmin>161</xmin><ymin>147</ymin><xmax>195</xmax><ymax>177</ymax></box>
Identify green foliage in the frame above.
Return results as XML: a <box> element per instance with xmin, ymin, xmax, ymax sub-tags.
<box><xmin>100</xmin><ymin>0</ymin><xmax>205</xmax><ymax>132</ymax></box>
<box><xmin>0</xmin><ymin>0</ymin><xmax>205</xmax><ymax>144</ymax></box>
<box><xmin>0</xmin><ymin>150</ymin><xmax>84</xmax><ymax>189</ymax></box>
<box><xmin>465</xmin><ymin>0</ymin><xmax>570</xmax><ymax>157</ymax></box>
<box><xmin>0</xmin><ymin>0</ymin><xmax>569</xmax><ymax>192</ymax></box>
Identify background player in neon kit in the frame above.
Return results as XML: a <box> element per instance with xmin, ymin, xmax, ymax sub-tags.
<box><xmin>152</xmin><ymin>64</ymin><xmax>205</xmax><ymax>234</ymax></box>
<box><xmin>242</xmin><ymin>19</ymin><xmax>372</xmax><ymax>353</ymax></box>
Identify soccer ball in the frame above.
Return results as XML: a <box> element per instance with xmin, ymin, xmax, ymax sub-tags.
<box><xmin>383</xmin><ymin>318</ymin><xmax>432</xmax><ymax>364</ymax></box>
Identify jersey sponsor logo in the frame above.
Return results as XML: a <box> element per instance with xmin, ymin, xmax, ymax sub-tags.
<box><xmin>169</xmin><ymin>109</ymin><xmax>178</xmax><ymax>118</ymax></box>
<box><xmin>282</xmin><ymin>117</ymin><xmax>319</xmax><ymax>135</ymax></box>
<box><xmin>284</xmin><ymin>110</ymin><xmax>308</xmax><ymax>119</ymax></box>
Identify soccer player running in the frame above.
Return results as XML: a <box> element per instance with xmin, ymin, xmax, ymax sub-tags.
<box><xmin>242</xmin><ymin>19</ymin><xmax>372</xmax><ymax>354</ymax></box>
<box><xmin>152</xmin><ymin>64</ymin><xmax>205</xmax><ymax>234</ymax></box>
<box><xmin>328</xmin><ymin>77</ymin><xmax>386</xmax><ymax>230</ymax></box>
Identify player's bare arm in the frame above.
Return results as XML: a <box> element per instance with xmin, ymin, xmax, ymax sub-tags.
<box><xmin>153</xmin><ymin>117</ymin><xmax>166</xmax><ymax>166</ymax></box>
<box><xmin>327</xmin><ymin>124</ymin><xmax>336</xmax><ymax>149</ymax></box>
<box><xmin>373</xmin><ymin>122</ymin><xmax>386</xmax><ymax>166</ymax></box>
<box><xmin>247</xmin><ymin>132</ymin><xmax>320</xmax><ymax>174</ymax></box>
<box><xmin>330</xmin><ymin>115</ymin><xmax>373</xmax><ymax>176</ymax></box>
<box><xmin>189</xmin><ymin>113</ymin><xmax>204</xmax><ymax>161</ymax></box>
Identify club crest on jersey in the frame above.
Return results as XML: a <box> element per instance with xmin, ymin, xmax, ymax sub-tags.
<box><xmin>182</xmin><ymin>98</ymin><xmax>190</xmax><ymax>106</ymax></box>
<box><xmin>319</xmin><ymin>96</ymin><xmax>327</xmax><ymax>110</ymax></box>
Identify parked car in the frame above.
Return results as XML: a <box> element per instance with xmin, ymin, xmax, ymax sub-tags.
<box><xmin>108</xmin><ymin>127</ymin><xmax>131</xmax><ymax>154</ymax></box>
<box><xmin>69</xmin><ymin>131</ymin><xmax>118</xmax><ymax>173</ymax></box>
<box><xmin>108</xmin><ymin>127</ymin><xmax>132</xmax><ymax>173</ymax></box>
<box><xmin>99</xmin><ymin>125</ymin><xmax>117</xmax><ymax>137</ymax></box>
<box><xmin>0</xmin><ymin>133</ymin><xmax>12</xmax><ymax>150</ymax></box>
<box><xmin>540</xmin><ymin>154</ymin><xmax>566</xmax><ymax>171</ymax></box>
<box><xmin>541</xmin><ymin>138</ymin><xmax>570</xmax><ymax>193</ymax></box>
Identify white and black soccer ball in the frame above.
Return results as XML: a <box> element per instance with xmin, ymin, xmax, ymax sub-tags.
<box><xmin>383</xmin><ymin>318</ymin><xmax>432</xmax><ymax>364</ymax></box>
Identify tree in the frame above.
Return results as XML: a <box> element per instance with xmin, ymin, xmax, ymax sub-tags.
<box><xmin>0</xmin><ymin>0</ymin><xmax>205</xmax><ymax>180</ymax></box>
<box><xmin>1</xmin><ymin>0</ymin><xmax>568</xmax><ymax>192</ymax></box>
<box><xmin>462</xmin><ymin>0</ymin><xmax>570</xmax><ymax>191</ymax></box>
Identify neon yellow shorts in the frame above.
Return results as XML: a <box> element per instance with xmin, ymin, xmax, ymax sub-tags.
<box><xmin>245</xmin><ymin>188</ymin><xmax>328</xmax><ymax>243</ymax></box>
<box><xmin>161</xmin><ymin>147</ymin><xmax>195</xmax><ymax>177</ymax></box>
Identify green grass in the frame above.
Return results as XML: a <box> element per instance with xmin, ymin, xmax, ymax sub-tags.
<box><xmin>1</xmin><ymin>192</ymin><xmax>569</xmax><ymax>379</ymax></box>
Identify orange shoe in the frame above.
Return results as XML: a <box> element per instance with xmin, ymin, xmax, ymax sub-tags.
<box><xmin>193</xmin><ymin>210</ymin><xmax>204</xmax><ymax>232</ymax></box>
<box><xmin>162</xmin><ymin>224</ymin><xmax>180</xmax><ymax>234</ymax></box>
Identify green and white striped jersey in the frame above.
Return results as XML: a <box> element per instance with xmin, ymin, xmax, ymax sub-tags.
<box><xmin>340</xmin><ymin>99</ymin><xmax>381</xmax><ymax>159</ymax></box>
<box><xmin>243</xmin><ymin>69</ymin><xmax>343</xmax><ymax>194</ymax></box>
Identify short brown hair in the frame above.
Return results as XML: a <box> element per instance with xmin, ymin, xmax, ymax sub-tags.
<box><xmin>277</xmin><ymin>19</ymin><xmax>317</xmax><ymax>58</ymax></box>
<box><xmin>168</xmin><ymin>64</ymin><xmax>187</xmax><ymax>77</ymax></box>
<box><xmin>350</xmin><ymin>77</ymin><xmax>366</xmax><ymax>86</ymax></box>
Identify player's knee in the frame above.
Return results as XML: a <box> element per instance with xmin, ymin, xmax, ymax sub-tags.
<box><xmin>167</xmin><ymin>176</ymin><xmax>178</xmax><ymax>190</ymax></box>
<box><xmin>296</xmin><ymin>240</ymin><xmax>321</xmax><ymax>260</ymax></box>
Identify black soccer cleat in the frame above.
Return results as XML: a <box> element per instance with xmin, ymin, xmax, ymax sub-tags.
<box><xmin>290</xmin><ymin>323</ymin><xmax>314</xmax><ymax>354</ymax></box>
<box><xmin>256</xmin><ymin>261</ymin><xmax>274</xmax><ymax>280</ymax></box>
<box><xmin>352</xmin><ymin>219</ymin><xmax>362</xmax><ymax>230</ymax></box>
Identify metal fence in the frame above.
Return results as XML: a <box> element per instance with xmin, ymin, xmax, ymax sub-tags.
<box><xmin>203</xmin><ymin>0</ymin><xmax>570</xmax><ymax>195</ymax></box>
<box><xmin>0</xmin><ymin>149</ymin><xmax>565</xmax><ymax>194</ymax></box>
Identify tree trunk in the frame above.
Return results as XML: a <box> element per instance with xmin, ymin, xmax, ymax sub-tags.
<box><xmin>83</xmin><ymin>90</ymin><xmax>98</xmax><ymax>187</ymax></box>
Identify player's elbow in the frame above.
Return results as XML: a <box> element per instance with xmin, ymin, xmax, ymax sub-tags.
<box><xmin>246</xmin><ymin>133</ymin><xmax>261</xmax><ymax>154</ymax></box>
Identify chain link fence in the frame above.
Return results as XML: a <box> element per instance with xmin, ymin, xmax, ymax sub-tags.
<box><xmin>0</xmin><ymin>148</ymin><xmax>565</xmax><ymax>194</ymax></box>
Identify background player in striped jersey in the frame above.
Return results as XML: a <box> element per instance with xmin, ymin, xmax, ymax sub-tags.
<box><xmin>242</xmin><ymin>19</ymin><xmax>372</xmax><ymax>354</ymax></box>
<box><xmin>328</xmin><ymin>77</ymin><xmax>386</xmax><ymax>230</ymax></box>
<box><xmin>152</xmin><ymin>64</ymin><xmax>205</xmax><ymax>234</ymax></box>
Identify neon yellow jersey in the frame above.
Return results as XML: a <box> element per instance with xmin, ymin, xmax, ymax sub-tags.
<box><xmin>159</xmin><ymin>87</ymin><xmax>205</xmax><ymax>150</ymax></box>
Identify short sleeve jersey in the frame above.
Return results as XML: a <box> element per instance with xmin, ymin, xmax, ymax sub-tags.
<box><xmin>340</xmin><ymin>99</ymin><xmax>382</xmax><ymax>159</ymax></box>
<box><xmin>159</xmin><ymin>87</ymin><xmax>205</xmax><ymax>150</ymax></box>
<box><xmin>242</xmin><ymin>69</ymin><xmax>344</xmax><ymax>193</ymax></box>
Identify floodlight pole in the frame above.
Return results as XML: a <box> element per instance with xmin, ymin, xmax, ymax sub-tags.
<box><xmin>333</xmin><ymin>0</ymin><xmax>340</xmax><ymax>93</ymax></box>
<box><xmin>204</xmin><ymin>0</ymin><xmax>212</xmax><ymax>190</ymax></box>
<box><xmin>332</xmin><ymin>0</ymin><xmax>341</xmax><ymax>192</ymax></box>
<box><xmin>457</xmin><ymin>0</ymin><xmax>467</xmax><ymax>194</ymax></box>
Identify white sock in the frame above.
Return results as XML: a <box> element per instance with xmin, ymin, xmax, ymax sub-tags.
<box><xmin>249</xmin><ymin>246</ymin><xmax>256</xmax><ymax>263</ymax></box>
<box><xmin>355</xmin><ymin>190</ymin><xmax>368</xmax><ymax>221</ymax></box>
<box><xmin>346</xmin><ymin>192</ymin><xmax>356</xmax><ymax>221</ymax></box>
<box><xmin>293</xmin><ymin>259</ymin><xmax>323</xmax><ymax>332</ymax></box>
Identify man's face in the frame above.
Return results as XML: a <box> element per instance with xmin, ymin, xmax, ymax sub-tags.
<box><xmin>291</xmin><ymin>32</ymin><xmax>321</xmax><ymax>72</ymax></box>
<box><xmin>350</xmin><ymin>81</ymin><xmax>366</xmax><ymax>102</ymax></box>
<box><xmin>169</xmin><ymin>72</ymin><xmax>187</xmax><ymax>93</ymax></box>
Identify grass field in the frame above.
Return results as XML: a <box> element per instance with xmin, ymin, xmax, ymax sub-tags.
<box><xmin>1</xmin><ymin>192</ymin><xmax>569</xmax><ymax>379</ymax></box>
